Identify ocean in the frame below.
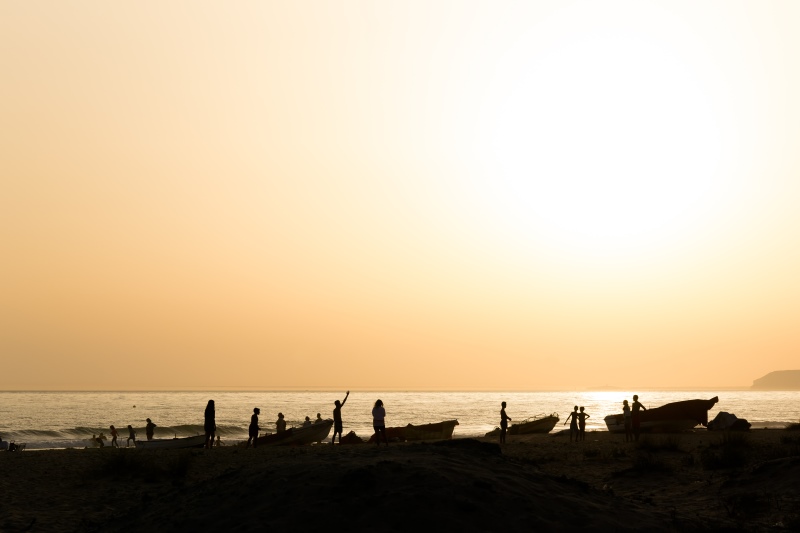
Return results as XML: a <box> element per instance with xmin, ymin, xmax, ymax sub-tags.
<box><xmin>0</xmin><ymin>390</ymin><xmax>796</xmax><ymax>449</ymax></box>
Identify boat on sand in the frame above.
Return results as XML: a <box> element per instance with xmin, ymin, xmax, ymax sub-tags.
<box><xmin>245</xmin><ymin>419</ymin><xmax>333</xmax><ymax>447</ymax></box>
<box><xmin>135</xmin><ymin>435</ymin><xmax>206</xmax><ymax>449</ymax></box>
<box><xmin>367</xmin><ymin>420</ymin><xmax>459</xmax><ymax>443</ymax></box>
<box><xmin>485</xmin><ymin>413</ymin><xmax>560</xmax><ymax>437</ymax></box>
<box><xmin>604</xmin><ymin>396</ymin><xmax>719</xmax><ymax>433</ymax></box>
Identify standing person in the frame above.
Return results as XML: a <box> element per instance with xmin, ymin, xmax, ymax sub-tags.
<box><xmin>126</xmin><ymin>425</ymin><xmax>136</xmax><ymax>447</ymax></box>
<box><xmin>331</xmin><ymin>391</ymin><xmax>350</xmax><ymax>445</ymax></box>
<box><xmin>276</xmin><ymin>413</ymin><xmax>286</xmax><ymax>433</ymax></box>
<box><xmin>499</xmin><ymin>401</ymin><xmax>512</xmax><ymax>444</ymax></box>
<box><xmin>246</xmin><ymin>408</ymin><xmax>260</xmax><ymax>448</ymax></box>
<box><xmin>372</xmin><ymin>399</ymin><xmax>388</xmax><ymax>446</ymax></box>
<box><xmin>578</xmin><ymin>407</ymin><xmax>590</xmax><ymax>441</ymax></box>
<box><xmin>204</xmin><ymin>400</ymin><xmax>216</xmax><ymax>449</ymax></box>
<box><xmin>145</xmin><ymin>418</ymin><xmax>156</xmax><ymax>441</ymax></box>
<box><xmin>109</xmin><ymin>425</ymin><xmax>119</xmax><ymax>448</ymax></box>
<box><xmin>564</xmin><ymin>406</ymin><xmax>579</xmax><ymax>442</ymax></box>
<box><xmin>631</xmin><ymin>394</ymin><xmax>646</xmax><ymax>442</ymax></box>
<box><xmin>622</xmin><ymin>400</ymin><xmax>632</xmax><ymax>442</ymax></box>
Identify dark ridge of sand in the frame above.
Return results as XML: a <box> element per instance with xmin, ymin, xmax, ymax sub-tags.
<box><xmin>0</xmin><ymin>431</ymin><xmax>798</xmax><ymax>532</ymax></box>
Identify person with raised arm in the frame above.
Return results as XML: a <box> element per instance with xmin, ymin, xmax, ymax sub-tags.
<box><xmin>331</xmin><ymin>391</ymin><xmax>350</xmax><ymax>445</ymax></box>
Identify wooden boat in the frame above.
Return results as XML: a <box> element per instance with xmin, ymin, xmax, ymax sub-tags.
<box><xmin>484</xmin><ymin>413</ymin><xmax>560</xmax><ymax>437</ymax></box>
<box><xmin>247</xmin><ymin>419</ymin><xmax>333</xmax><ymax>447</ymax></box>
<box><xmin>367</xmin><ymin>420</ymin><xmax>459</xmax><ymax>443</ymax></box>
<box><xmin>604</xmin><ymin>396</ymin><xmax>719</xmax><ymax>434</ymax></box>
<box><xmin>135</xmin><ymin>434</ymin><xmax>206</xmax><ymax>449</ymax></box>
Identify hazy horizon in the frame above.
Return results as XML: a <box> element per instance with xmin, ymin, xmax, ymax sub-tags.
<box><xmin>3</xmin><ymin>2</ymin><xmax>800</xmax><ymax>390</ymax></box>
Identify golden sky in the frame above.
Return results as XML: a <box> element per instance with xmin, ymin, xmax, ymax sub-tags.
<box><xmin>2</xmin><ymin>1</ymin><xmax>799</xmax><ymax>390</ymax></box>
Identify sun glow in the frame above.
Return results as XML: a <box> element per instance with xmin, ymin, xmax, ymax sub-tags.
<box><xmin>476</xmin><ymin>5</ymin><xmax>723</xmax><ymax>255</ymax></box>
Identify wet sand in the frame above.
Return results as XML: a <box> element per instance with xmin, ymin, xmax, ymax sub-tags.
<box><xmin>0</xmin><ymin>429</ymin><xmax>798</xmax><ymax>532</ymax></box>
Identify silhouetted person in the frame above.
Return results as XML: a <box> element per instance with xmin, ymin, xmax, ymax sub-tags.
<box><xmin>127</xmin><ymin>425</ymin><xmax>136</xmax><ymax>447</ymax></box>
<box><xmin>92</xmin><ymin>434</ymin><xmax>104</xmax><ymax>448</ymax></box>
<box><xmin>622</xmin><ymin>399</ymin><xmax>632</xmax><ymax>442</ymax></box>
<box><xmin>372</xmin><ymin>399</ymin><xmax>388</xmax><ymax>446</ymax></box>
<box><xmin>578</xmin><ymin>407</ymin><xmax>590</xmax><ymax>441</ymax></box>
<box><xmin>564</xmin><ymin>406</ymin><xmax>579</xmax><ymax>442</ymax></box>
<box><xmin>109</xmin><ymin>425</ymin><xmax>119</xmax><ymax>448</ymax></box>
<box><xmin>315</xmin><ymin>413</ymin><xmax>323</xmax><ymax>424</ymax></box>
<box><xmin>303</xmin><ymin>416</ymin><xmax>312</xmax><ymax>427</ymax></box>
<box><xmin>632</xmin><ymin>394</ymin><xmax>646</xmax><ymax>441</ymax></box>
<box><xmin>247</xmin><ymin>407</ymin><xmax>260</xmax><ymax>448</ymax></box>
<box><xmin>204</xmin><ymin>400</ymin><xmax>216</xmax><ymax>449</ymax></box>
<box><xmin>145</xmin><ymin>418</ymin><xmax>156</xmax><ymax>441</ymax></box>
<box><xmin>276</xmin><ymin>413</ymin><xmax>286</xmax><ymax>433</ymax></box>
<box><xmin>215</xmin><ymin>435</ymin><xmax>221</xmax><ymax>447</ymax></box>
<box><xmin>500</xmin><ymin>401</ymin><xmax>512</xmax><ymax>444</ymax></box>
<box><xmin>331</xmin><ymin>391</ymin><xmax>349</xmax><ymax>445</ymax></box>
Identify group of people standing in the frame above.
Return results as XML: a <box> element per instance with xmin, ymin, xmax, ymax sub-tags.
<box><xmin>242</xmin><ymin>391</ymin><xmax>388</xmax><ymax>448</ymax></box>
<box><xmin>497</xmin><ymin>395</ymin><xmax>648</xmax><ymax>444</ymax></box>
<box><xmin>97</xmin><ymin>418</ymin><xmax>156</xmax><ymax>448</ymax></box>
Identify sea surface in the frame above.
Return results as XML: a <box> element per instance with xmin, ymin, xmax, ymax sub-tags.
<box><xmin>0</xmin><ymin>390</ymin><xmax>797</xmax><ymax>449</ymax></box>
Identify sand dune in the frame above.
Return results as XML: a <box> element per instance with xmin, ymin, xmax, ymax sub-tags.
<box><xmin>0</xmin><ymin>430</ymin><xmax>798</xmax><ymax>531</ymax></box>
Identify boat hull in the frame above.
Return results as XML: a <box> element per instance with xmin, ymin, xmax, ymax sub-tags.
<box><xmin>485</xmin><ymin>414</ymin><xmax>559</xmax><ymax>437</ymax></box>
<box><xmin>604</xmin><ymin>396</ymin><xmax>719</xmax><ymax>434</ymax></box>
<box><xmin>249</xmin><ymin>419</ymin><xmax>333</xmax><ymax>447</ymax></box>
<box><xmin>135</xmin><ymin>435</ymin><xmax>206</xmax><ymax>449</ymax></box>
<box><xmin>368</xmin><ymin>420</ymin><xmax>459</xmax><ymax>443</ymax></box>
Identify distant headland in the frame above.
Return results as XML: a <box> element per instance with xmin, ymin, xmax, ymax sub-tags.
<box><xmin>752</xmin><ymin>370</ymin><xmax>800</xmax><ymax>390</ymax></box>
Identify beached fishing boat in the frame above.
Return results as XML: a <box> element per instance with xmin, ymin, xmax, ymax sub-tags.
<box><xmin>135</xmin><ymin>434</ymin><xmax>207</xmax><ymax>449</ymax></box>
<box><xmin>247</xmin><ymin>419</ymin><xmax>333</xmax><ymax>447</ymax></box>
<box><xmin>484</xmin><ymin>413</ymin><xmax>560</xmax><ymax>437</ymax></box>
<box><xmin>604</xmin><ymin>396</ymin><xmax>719</xmax><ymax>434</ymax></box>
<box><xmin>367</xmin><ymin>420</ymin><xmax>459</xmax><ymax>443</ymax></box>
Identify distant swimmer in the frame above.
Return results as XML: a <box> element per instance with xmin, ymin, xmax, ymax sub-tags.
<box><xmin>564</xmin><ymin>406</ymin><xmax>579</xmax><ymax>443</ymax></box>
<box><xmin>145</xmin><ymin>418</ymin><xmax>156</xmax><ymax>441</ymax></box>
<box><xmin>500</xmin><ymin>402</ymin><xmax>512</xmax><ymax>444</ymax></box>
<box><xmin>247</xmin><ymin>408</ymin><xmax>261</xmax><ymax>448</ymax></box>
<box><xmin>127</xmin><ymin>425</ymin><xmax>136</xmax><ymax>447</ymax></box>
<box><xmin>110</xmin><ymin>425</ymin><xmax>119</xmax><ymax>448</ymax></box>
<box><xmin>578</xmin><ymin>407</ymin><xmax>590</xmax><ymax>441</ymax></box>
<box><xmin>372</xmin><ymin>399</ymin><xmax>388</xmax><ymax>446</ymax></box>
<box><xmin>204</xmin><ymin>400</ymin><xmax>216</xmax><ymax>450</ymax></box>
<box><xmin>631</xmin><ymin>395</ymin><xmax>646</xmax><ymax>442</ymax></box>
<box><xmin>331</xmin><ymin>391</ymin><xmax>350</xmax><ymax>445</ymax></box>
<box><xmin>276</xmin><ymin>413</ymin><xmax>286</xmax><ymax>433</ymax></box>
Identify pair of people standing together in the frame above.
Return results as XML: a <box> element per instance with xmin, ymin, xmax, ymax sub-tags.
<box><xmin>564</xmin><ymin>406</ymin><xmax>590</xmax><ymax>442</ymax></box>
<box><xmin>622</xmin><ymin>395</ymin><xmax>646</xmax><ymax>442</ymax></box>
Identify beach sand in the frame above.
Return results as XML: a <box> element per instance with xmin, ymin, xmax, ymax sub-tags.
<box><xmin>0</xmin><ymin>429</ymin><xmax>798</xmax><ymax>532</ymax></box>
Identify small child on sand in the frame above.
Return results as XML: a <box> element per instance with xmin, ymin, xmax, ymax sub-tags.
<box><xmin>127</xmin><ymin>425</ymin><xmax>136</xmax><ymax>447</ymax></box>
<box><xmin>110</xmin><ymin>425</ymin><xmax>118</xmax><ymax>448</ymax></box>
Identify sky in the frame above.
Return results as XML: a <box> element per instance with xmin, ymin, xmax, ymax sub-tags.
<box><xmin>2</xmin><ymin>1</ymin><xmax>800</xmax><ymax>391</ymax></box>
